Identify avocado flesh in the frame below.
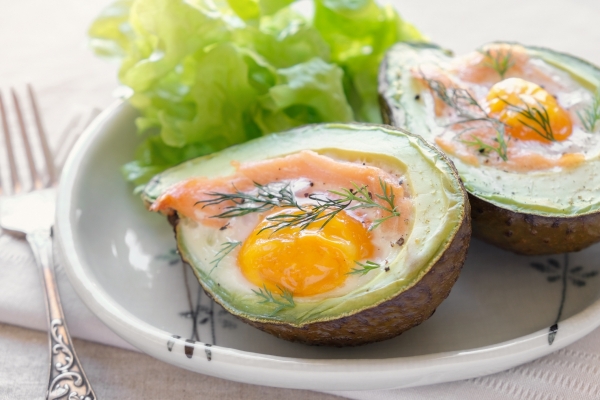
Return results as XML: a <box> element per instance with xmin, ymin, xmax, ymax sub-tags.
<box><xmin>143</xmin><ymin>123</ymin><xmax>468</xmax><ymax>329</ymax></box>
<box><xmin>379</xmin><ymin>42</ymin><xmax>600</xmax><ymax>218</ymax></box>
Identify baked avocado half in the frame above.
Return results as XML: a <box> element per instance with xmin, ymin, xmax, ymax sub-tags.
<box><xmin>379</xmin><ymin>42</ymin><xmax>600</xmax><ymax>255</ymax></box>
<box><xmin>142</xmin><ymin>123</ymin><xmax>470</xmax><ymax>346</ymax></box>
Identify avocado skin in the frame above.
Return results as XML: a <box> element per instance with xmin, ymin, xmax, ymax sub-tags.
<box><xmin>170</xmin><ymin>201</ymin><xmax>471</xmax><ymax>346</ymax></box>
<box><xmin>469</xmin><ymin>195</ymin><xmax>600</xmax><ymax>255</ymax></box>
<box><xmin>378</xmin><ymin>44</ymin><xmax>600</xmax><ymax>255</ymax></box>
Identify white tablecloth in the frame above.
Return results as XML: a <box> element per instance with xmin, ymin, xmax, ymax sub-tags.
<box><xmin>1</xmin><ymin>0</ymin><xmax>599</xmax><ymax>399</ymax></box>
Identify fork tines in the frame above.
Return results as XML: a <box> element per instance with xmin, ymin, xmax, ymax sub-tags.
<box><xmin>0</xmin><ymin>85</ymin><xmax>56</xmax><ymax>195</ymax></box>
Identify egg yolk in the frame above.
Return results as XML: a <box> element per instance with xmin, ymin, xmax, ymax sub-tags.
<box><xmin>238</xmin><ymin>208</ymin><xmax>374</xmax><ymax>297</ymax></box>
<box><xmin>486</xmin><ymin>77</ymin><xmax>572</xmax><ymax>142</ymax></box>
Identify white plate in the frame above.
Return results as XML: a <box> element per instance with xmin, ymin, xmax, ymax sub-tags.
<box><xmin>56</xmin><ymin>101</ymin><xmax>600</xmax><ymax>391</ymax></box>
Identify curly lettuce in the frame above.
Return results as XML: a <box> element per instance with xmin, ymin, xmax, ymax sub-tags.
<box><xmin>89</xmin><ymin>0</ymin><xmax>424</xmax><ymax>187</ymax></box>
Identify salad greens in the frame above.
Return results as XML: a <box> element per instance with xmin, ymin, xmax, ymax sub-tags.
<box><xmin>89</xmin><ymin>0</ymin><xmax>424</xmax><ymax>187</ymax></box>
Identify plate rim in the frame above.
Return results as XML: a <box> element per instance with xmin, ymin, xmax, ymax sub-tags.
<box><xmin>55</xmin><ymin>100</ymin><xmax>600</xmax><ymax>391</ymax></box>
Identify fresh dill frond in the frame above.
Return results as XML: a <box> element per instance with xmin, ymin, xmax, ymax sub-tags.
<box><xmin>200</xmin><ymin>180</ymin><xmax>401</xmax><ymax>234</ymax></box>
<box><xmin>210</xmin><ymin>241</ymin><xmax>241</xmax><ymax>273</ymax></box>
<box><xmin>422</xmin><ymin>76</ymin><xmax>509</xmax><ymax>160</ymax></box>
<box><xmin>196</xmin><ymin>182</ymin><xmax>300</xmax><ymax>218</ymax></box>
<box><xmin>329</xmin><ymin>178</ymin><xmax>401</xmax><ymax>231</ymax></box>
<box><xmin>479</xmin><ymin>48</ymin><xmax>514</xmax><ymax>79</ymax></box>
<box><xmin>459</xmin><ymin>122</ymin><xmax>509</xmax><ymax>161</ymax></box>
<box><xmin>262</xmin><ymin>178</ymin><xmax>402</xmax><ymax>233</ymax></box>
<box><xmin>421</xmin><ymin>75</ymin><xmax>487</xmax><ymax>120</ymax></box>
<box><xmin>260</xmin><ymin>197</ymin><xmax>351</xmax><ymax>233</ymax></box>
<box><xmin>252</xmin><ymin>284</ymin><xmax>295</xmax><ymax>315</ymax></box>
<box><xmin>577</xmin><ymin>90</ymin><xmax>600</xmax><ymax>133</ymax></box>
<box><xmin>424</xmin><ymin>77</ymin><xmax>453</xmax><ymax>106</ymax></box>
<box><xmin>501</xmin><ymin>97</ymin><xmax>555</xmax><ymax>141</ymax></box>
<box><xmin>347</xmin><ymin>260</ymin><xmax>381</xmax><ymax>276</ymax></box>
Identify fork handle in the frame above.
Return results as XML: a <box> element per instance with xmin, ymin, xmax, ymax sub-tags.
<box><xmin>27</xmin><ymin>228</ymin><xmax>97</xmax><ymax>400</ymax></box>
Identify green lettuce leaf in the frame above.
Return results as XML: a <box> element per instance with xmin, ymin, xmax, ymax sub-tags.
<box><xmin>313</xmin><ymin>0</ymin><xmax>425</xmax><ymax>122</ymax></box>
<box><xmin>88</xmin><ymin>0</ymin><xmax>135</xmax><ymax>59</ymax></box>
<box><xmin>89</xmin><ymin>0</ymin><xmax>424</xmax><ymax>185</ymax></box>
<box><xmin>256</xmin><ymin>58</ymin><xmax>353</xmax><ymax>132</ymax></box>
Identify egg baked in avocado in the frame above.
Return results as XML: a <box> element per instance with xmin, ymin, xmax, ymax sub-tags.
<box><xmin>142</xmin><ymin>123</ymin><xmax>470</xmax><ymax>346</ymax></box>
<box><xmin>379</xmin><ymin>42</ymin><xmax>600</xmax><ymax>255</ymax></box>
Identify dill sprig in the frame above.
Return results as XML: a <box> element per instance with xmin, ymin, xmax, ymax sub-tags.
<box><xmin>459</xmin><ymin>123</ymin><xmax>509</xmax><ymax>161</ymax></box>
<box><xmin>195</xmin><ymin>182</ymin><xmax>299</xmax><ymax>218</ymax></box>
<box><xmin>199</xmin><ymin>179</ymin><xmax>401</xmax><ymax>233</ymax></box>
<box><xmin>422</xmin><ymin>76</ymin><xmax>488</xmax><ymax>120</ymax></box>
<box><xmin>578</xmin><ymin>90</ymin><xmax>600</xmax><ymax>133</ymax></box>
<box><xmin>210</xmin><ymin>241</ymin><xmax>241</xmax><ymax>274</ymax></box>
<box><xmin>479</xmin><ymin>48</ymin><xmax>514</xmax><ymax>79</ymax></box>
<box><xmin>347</xmin><ymin>260</ymin><xmax>381</xmax><ymax>276</ymax></box>
<box><xmin>501</xmin><ymin>97</ymin><xmax>556</xmax><ymax>141</ymax></box>
<box><xmin>252</xmin><ymin>284</ymin><xmax>295</xmax><ymax>315</ymax></box>
<box><xmin>260</xmin><ymin>197</ymin><xmax>350</xmax><ymax>233</ymax></box>
<box><xmin>422</xmin><ymin>76</ymin><xmax>509</xmax><ymax>161</ymax></box>
<box><xmin>262</xmin><ymin>179</ymin><xmax>400</xmax><ymax>233</ymax></box>
<box><xmin>329</xmin><ymin>178</ymin><xmax>400</xmax><ymax>231</ymax></box>
<box><xmin>264</xmin><ymin>177</ymin><xmax>401</xmax><ymax>232</ymax></box>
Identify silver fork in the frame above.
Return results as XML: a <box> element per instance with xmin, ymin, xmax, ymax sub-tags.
<box><xmin>0</xmin><ymin>86</ymin><xmax>96</xmax><ymax>400</ymax></box>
